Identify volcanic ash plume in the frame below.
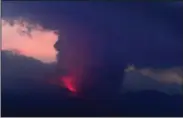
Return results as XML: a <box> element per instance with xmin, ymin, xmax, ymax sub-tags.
<box><xmin>54</xmin><ymin>24</ymin><xmax>126</xmax><ymax>98</ymax></box>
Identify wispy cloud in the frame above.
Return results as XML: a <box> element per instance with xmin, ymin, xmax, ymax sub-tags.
<box><xmin>123</xmin><ymin>65</ymin><xmax>183</xmax><ymax>95</ymax></box>
<box><xmin>139</xmin><ymin>67</ymin><xmax>183</xmax><ymax>85</ymax></box>
<box><xmin>2</xmin><ymin>18</ymin><xmax>58</xmax><ymax>63</ymax></box>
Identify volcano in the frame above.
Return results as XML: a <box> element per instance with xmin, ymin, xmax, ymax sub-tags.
<box><xmin>61</xmin><ymin>75</ymin><xmax>77</xmax><ymax>93</ymax></box>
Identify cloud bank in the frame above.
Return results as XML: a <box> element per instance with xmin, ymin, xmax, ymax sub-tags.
<box><xmin>2</xmin><ymin>18</ymin><xmax>58</xmax><ymax>63</ymax></box>
<box><xmin>125</xmin><ymin>65</ymin><xmax>183</xmax><ymax>85</ymax></box>
<box><xmin>123</xmin><ymin>65</ymin><xmax>183</xmax><ymax>95</ymax></box>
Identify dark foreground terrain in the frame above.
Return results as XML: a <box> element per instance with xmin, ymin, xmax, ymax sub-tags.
<box><xmin>2</xmin><ymin>49</ymin><xmax>183</xmax><ymax>117</ymax></box>
<box><xmin>2</xmin><ymin>88</ymin><xmax>183</xmax><ymax>117</ymax></box>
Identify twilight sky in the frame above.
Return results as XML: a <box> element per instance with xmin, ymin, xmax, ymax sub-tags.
<box><xmin>2</xmin><ymin>2</ymin><xmax>183</xmax><ymax>67</ymax></box>
<box><xmin>1</xmin><ymin>1</ymin><xmax>183</xmax><ymax>95</ymax></box>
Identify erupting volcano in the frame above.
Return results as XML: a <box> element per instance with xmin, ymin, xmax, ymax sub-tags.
<box><xmin>60</xmin><ymin>75</ymin><xmax>78</xmax><ymax>94</ymax></box>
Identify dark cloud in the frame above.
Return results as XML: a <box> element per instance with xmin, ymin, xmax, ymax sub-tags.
<box><xmin>2</xmin><ymin>50</ymin><xmax>182</xmax><ymax>94</ymax></box>
<box><xmin>1</xmin><ymin>50</ymin><xmax>55</xmax><ymax>92</ymax></box>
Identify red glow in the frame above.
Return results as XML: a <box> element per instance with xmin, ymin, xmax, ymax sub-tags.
<box><xmin>61</xmin><ymin>75</ymin><xmax>77</xmax><ymax>93</ymax></box>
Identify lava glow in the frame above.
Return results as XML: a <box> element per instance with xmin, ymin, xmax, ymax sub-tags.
<box><xmin>61</xmin><ymin>75</ymin><xmax>77</xmax><ymax>93</ymax></box>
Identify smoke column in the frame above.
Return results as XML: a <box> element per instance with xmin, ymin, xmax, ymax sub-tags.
<box><xmin>54</xmin><ymin>20</ymin><xmax>127</xmax><ymax>99</ymax></box>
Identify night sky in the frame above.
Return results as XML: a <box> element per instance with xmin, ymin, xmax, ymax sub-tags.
<box><xmin>2</xmin><ymin>2</ymin><xmax>183</xmax><ymax>68</ymax></box>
